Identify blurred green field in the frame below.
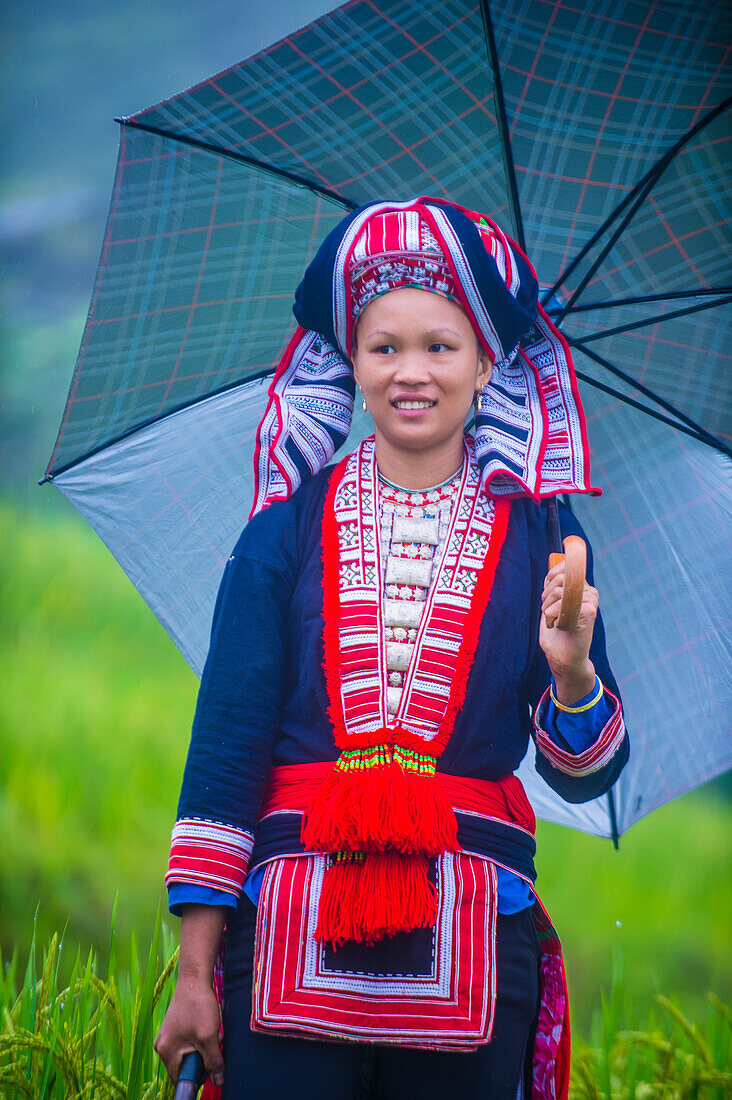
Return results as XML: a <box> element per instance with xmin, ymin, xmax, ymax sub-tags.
<box><xmin>2</xmin><ymin>496</ymin><xmax>730</xmax><ymax>1035</ymax></box>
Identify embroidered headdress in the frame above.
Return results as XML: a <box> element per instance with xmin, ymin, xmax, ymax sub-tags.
<box><xmin>251</xmin><ymin>196</ymin><xmax>597</xmax><ymax>518</ymax></box>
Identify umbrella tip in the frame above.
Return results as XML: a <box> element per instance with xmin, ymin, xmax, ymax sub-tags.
<box><xmin>38</xmin><ymin>473</ymin><xmax>52</xmax><ymax>486</ymax></box>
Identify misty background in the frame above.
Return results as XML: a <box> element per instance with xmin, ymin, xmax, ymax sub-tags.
<box><xmin>1</xmin><ymin>0</ymin><xmax>336</xmax><ymax>505</ymax></box>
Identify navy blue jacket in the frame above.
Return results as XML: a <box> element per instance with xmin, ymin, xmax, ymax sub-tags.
<box><xmin>176</xmin><ymin>466</ymin><xmax>628</xmax><ymax>883</ymax></box>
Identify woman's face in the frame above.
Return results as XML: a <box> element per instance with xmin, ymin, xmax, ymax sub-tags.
<box><xmin>351</xmin><ymin>287</ymin><xmax>493</xmax><ymax>461</ymax></box>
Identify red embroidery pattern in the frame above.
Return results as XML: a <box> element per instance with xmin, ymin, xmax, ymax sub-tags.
<box><xmin>308</xmin><ymin>436</ymin><xmax>511</xmax><ymax>946</ymax></box>
<box><xmin>533</xmin><ymin>683</ymin><xmax>625</xmax><ymax>776</ymax></box>
<box><xmin>323</xmin><ymin>436</ymin><xmax>510</xmax><ymax>754</ymax></box>
<box><xmin>165</xmin><ymin>819</ymin><xmax>254</xmax><ymax>895</ymax></box>
<box><xmin>252</xmin><ymin>853</ymin><xmax>499</xmax><ymax>1049</ymax></box>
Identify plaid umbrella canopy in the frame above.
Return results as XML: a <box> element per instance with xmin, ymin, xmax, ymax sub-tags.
<box><xmin>44</xmin><ymin>0</ymin><xmax>732</xmax><ymax>839</ymax></box>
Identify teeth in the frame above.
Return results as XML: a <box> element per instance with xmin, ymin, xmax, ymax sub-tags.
<box><xmin>394</xmin><ymin>400</ymin><xmax>435</xmax><ymax>409</ymax></box>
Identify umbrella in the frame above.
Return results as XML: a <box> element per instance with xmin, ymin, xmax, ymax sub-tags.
<box><xmin>43</xmin><ymin>0</ymin><xmax>732</xmax><ymax>840</ymax></box>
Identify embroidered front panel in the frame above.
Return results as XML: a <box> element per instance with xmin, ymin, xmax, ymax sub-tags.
<box><xmin>331</xmin><ymin>437</ymin><xmax>505</xmax><ymax>746</ymax></box>
<box><xmin>252</xmin><ymin>852</ymin><xmax>498</xmax><ymax>1049</ymax></box>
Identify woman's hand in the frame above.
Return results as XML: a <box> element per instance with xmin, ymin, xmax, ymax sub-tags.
<box><xmin>539</xmin><ymin>558</ymin><xmax>598</xmax><ymax>704</ymax></box>
<box><xmin>154</xmin><ymin>903</ymin><xmax>227</xmax><ymax>1088</ymax></box>
<box><xmin>154</xmin><ymin>978</ymin><xmax>224</xmax><ymax>1088</ymax></box>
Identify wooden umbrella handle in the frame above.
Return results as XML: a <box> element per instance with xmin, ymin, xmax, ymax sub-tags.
<box><xmin>547</xmin><ymin>535</ymin><xmax>587</xmax><ymax>631</ymax></box>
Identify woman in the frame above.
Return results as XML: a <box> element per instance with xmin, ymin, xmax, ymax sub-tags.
<box><xmin>155</xmin><ymin>198</ymin><xmax>628</xmax><ymax>1099</ymax></box>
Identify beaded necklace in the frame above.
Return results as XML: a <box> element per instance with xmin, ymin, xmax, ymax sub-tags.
<box><xmin>377</xmin><ymin>468</ymin><xmax>462</xmax><ymax>714</ymax></box>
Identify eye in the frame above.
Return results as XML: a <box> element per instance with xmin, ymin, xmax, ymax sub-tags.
<box><xmin>428</xmin><ymin>342</ymin><xmax>451</xmax><ymax>353</ymax></box>
<box><xmin>371</xmin><ymin>343</ymin><xmax>396</xmax><ymax>354</ymax></box>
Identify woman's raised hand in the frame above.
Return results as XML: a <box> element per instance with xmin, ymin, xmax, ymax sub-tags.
<box><xmin>539</xmin><ymin>557</ymin><xmax>598</xmax><ymax>705</ymax></box>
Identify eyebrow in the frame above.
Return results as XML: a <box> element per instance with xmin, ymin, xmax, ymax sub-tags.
<box><xmin>364</xmin><ymin>328</ymin><xmax>463</xmax><ymax>339</ymax></box>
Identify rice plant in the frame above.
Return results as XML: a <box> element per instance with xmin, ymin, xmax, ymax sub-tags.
<box><xmin>1</xmin><ymin>909</ymin><xmax>729</xmax><ymax>1098</ymax></box>
<box><xmin>0</xmin><ymin>904</ymin><xmax>178</xmax><ymax>1100</ymax></box>
<box><xmin>570</xmin><ymin>956</ymin><xmax>731</xmax><ymax>1099</ymax></box>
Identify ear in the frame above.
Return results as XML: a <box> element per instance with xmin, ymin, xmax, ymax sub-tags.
<box><xmin>350</xmin><ymin>346</ymin><xmax>361</xmax><ymax>390</ymax></box>
<box><xmin>476</xmin><ymin>347</ymin><xmax>493</xmax><ymax>392</ymax></box>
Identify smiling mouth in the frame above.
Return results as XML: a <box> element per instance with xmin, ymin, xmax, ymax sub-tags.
<box><xmin>392</xmin><ymin>399</ymin><xmax>436</xmax><ymax>409</ymax></box>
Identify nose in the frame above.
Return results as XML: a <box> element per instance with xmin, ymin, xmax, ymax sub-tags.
<box><xmin>392</xmin><ymin>351</ymin><xmax>432</xmax><ymax>385</ymax></box>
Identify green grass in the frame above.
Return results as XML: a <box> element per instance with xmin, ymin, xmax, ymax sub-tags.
<box><xmin>536</xmin><ymin>796</ymin><xmax>732</xmax><ymax>1032</ymax></box>
<box><xmin>1</xmin><ymin>921</ymin><xmax>729</xmax><ymax>1099</ymax></box>
<box><xmin>1</xmin><ymin>497</ymin><xmax>197</xmax><ymax>963</ymax></box>
<box><xmin>1</xmin><ymin>496</ymin><xmax>730</xmax><ymax>1036</ymax></box>
<box><xmin>0</xmin><ymin>911</ymin><xmax>179</xmax><ymax>1100</ymax></box>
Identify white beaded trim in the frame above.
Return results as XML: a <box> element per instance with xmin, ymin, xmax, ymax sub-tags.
<box><xmin>378</xmin><ymin>472</ymin><xmax>461</xmax><ymax>713</ymax></box>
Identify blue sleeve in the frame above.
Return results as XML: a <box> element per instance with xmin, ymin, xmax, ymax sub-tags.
<box><xmin>176</xmin><ymin>503</ymin><xmax>298</xmax><ymax>834</ymax></box>
<box><xmin>495</xmin><ymin>867</ymin><xmax>533</xmax><ymax>914</ymax></box>
<box><xmin>544</xmin><ymin>676</ymin><xmax>614</xmax><ymax>754</ymax></box>
<box><xmin>167</xmin><ymin>883</ymin><xmax>238</xmax><ymax>917</ymax></box>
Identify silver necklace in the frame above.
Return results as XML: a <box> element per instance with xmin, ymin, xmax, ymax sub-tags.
<box><xmin>377</xmin><ymin>463</ymin><xmax>464</xmax><ymax>494</ymax></box>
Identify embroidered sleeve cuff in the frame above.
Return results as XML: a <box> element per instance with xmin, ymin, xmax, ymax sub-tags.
<box><xmin>167</xmin><ymin>883</ymin><xmax>239</xmax><ymax>917</ymax></box>
<box><xmin>533</xmin><ymin>683</ymin><xmax>625</xmax><ymax>776</ymax></box>
<box><xmin>165</xmin><ymin>818</ymin><xmax>254</xmax><ymax>896</ymax></box>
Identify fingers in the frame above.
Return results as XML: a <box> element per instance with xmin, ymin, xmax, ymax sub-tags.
<box><xmin>153</xmin><ymin>1031</ymin><xmax>193</xmax><ymax>1085</ymax></box>
<box><xmin>542</xmin><ymin>573</ymin><xmax>599</xmax><ymax>629</ymax></box>
<box><xmin>200</xmin><ymin>1035</ymin><xmax>226</xmax><ymax>1088</ymax></box>
<box><xmin>153</xmin><ymin>1031</ymin><xmax>191</xmax><ymax>1084</ymax></box>
<box><xmin>154</xmin><ymin>1034</ymin><xmax>224</xmax><ymax>1088</ymax></box>
<box><xmin>543</xmin><ymin>559</ymin><xmax>566</xmax><ymax>587</ymax></box>
<box><xmin>542</xmin><ymin>560</ymin><xmax>566</xmax><ymax>620</ymax></box>
<box><xmin>541</xmin><ymin>559</ymin><xmax>565</xmax><ymax>622</ymax></box>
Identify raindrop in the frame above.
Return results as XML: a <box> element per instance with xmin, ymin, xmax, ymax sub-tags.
<box><xmin>615</xmin><ymin>919</ymin><xmax>622</xmax><ymax>928</ymax></box>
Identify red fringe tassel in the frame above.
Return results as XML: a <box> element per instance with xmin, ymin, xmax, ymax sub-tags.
<box><xmin>315</xmin><ymin>851</ymin><xmax>438</xmax><ymax>948</ymax></box>
<box><xmin>301</xmin><ymin>758</ymin><xmax>459</xmax><ymax>856</ymax></box>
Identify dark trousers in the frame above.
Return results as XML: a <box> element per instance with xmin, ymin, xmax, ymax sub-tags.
<box><xmin>222</xmin><ymin>899</ymin><xmax>541</xmax><ymax>1100</ymax></box>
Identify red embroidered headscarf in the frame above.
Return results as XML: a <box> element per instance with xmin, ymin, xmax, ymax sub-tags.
<box><xmin>251</xmin><ymin>197</ymin><xmax>597</xmax><ymax>518</ymax></box>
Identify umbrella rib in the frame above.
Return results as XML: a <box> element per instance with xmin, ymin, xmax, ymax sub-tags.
<box><xmin>550</xmin><ymin>171</ymin><xmax>661</xmax><ymax>323</ymax></box>
<box><xmin>571</xmin><ymin>338</ymin><xmax>730</xmax><ymax>444</ymax></box>
<box><xmin>571</xmin><ymin>354</ymin><xmax>732</xmax><ymax>459</ymax></box>
<box><xmin>40</xmin><ymin>369</ymin><xmax>277</xmax><ymax>484</ymax></box>
<box><xmin>572</xmin><ymin>339</ymin><xmax>731</xmax><ymax>447</ymax></box>
<box><xmin>543</xmin><ymin>96</ymin><xmax>732</xmax><ymax>314</ymax></box>
<box><xmin>573</xmin><ymin>294</ymin><xmax>732</xmax><ymax>343</ymax></box>
<box><xmin>607</xmin><ymin>787</ymin><xmax>620</xmax><ymax>849</ymax></box>
<box><xmin>546</xmin><ymin>288</ymin><xmax>732</xmax><ymax>316</ymax></box>
<box><xmin>479</xmin><ymin>0</ymin><xmax>527</xmax><ymax>253</ymax></box>
<box><xmin>115</xmin><ymin>116</ymin><xmax>358</xmax><ymax>211</ymax></box>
